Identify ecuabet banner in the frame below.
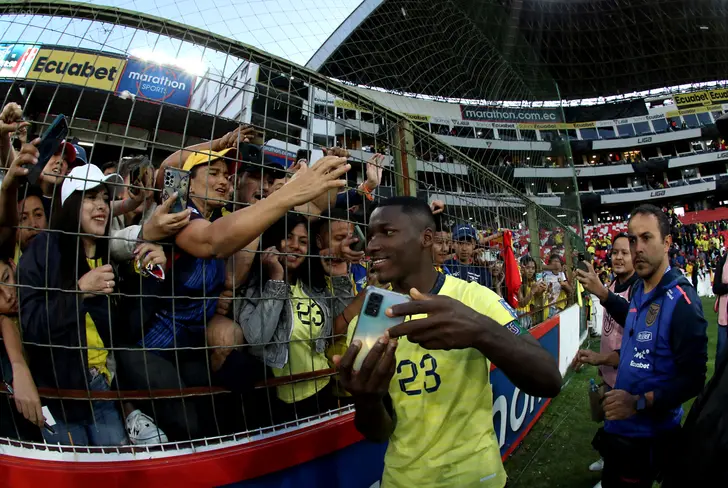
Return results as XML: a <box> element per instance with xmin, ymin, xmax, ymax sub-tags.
<box><xmin>26</xmin><ymin>48</ymin><xmax>126</xmax><ymax>91</ymax></box>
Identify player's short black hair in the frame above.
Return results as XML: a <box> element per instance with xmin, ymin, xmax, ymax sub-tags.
<box><xmin>376</xmin><ymin>196</ymin><xmax>435</xmax><ymax>230</ymax></box>
<box><xmin>630</xmin><ymin>204</ymin><xmax>671</xmax><ymax>239</ymax></box>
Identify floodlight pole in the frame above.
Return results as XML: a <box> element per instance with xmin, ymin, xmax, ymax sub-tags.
<box><xmin>392</xmin><ymin>118</ymin><xmax>418</xmax><ymax>197</ymax></box>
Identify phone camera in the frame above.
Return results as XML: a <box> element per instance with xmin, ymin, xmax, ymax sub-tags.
<box><xmin>364</xmin><ymin>292</ymin><xmax>383</xmax><ymax>317</ymax></box>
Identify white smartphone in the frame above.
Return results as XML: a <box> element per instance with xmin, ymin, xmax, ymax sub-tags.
<box><xmin>352</xmin><ymin>287</ymin><xmax>411</xmax><ymax>371</ymax></box>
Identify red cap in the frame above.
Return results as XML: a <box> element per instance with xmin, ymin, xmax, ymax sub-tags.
<box><xmin>54</xmin><ymin>141</ymin><xmax>78</xmax><ymax>166</ymax></box>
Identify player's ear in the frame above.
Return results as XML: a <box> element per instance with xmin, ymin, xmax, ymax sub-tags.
<box><xmin>422</xmin><ymin>227</ymin><xmax>433</xmax><ymax>248</ymax></box>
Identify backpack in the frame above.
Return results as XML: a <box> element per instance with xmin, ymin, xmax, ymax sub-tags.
<box><xmin>662</xmin><ymin>355</ymin><xmax>728</xmax><ymax>486</ymax></box>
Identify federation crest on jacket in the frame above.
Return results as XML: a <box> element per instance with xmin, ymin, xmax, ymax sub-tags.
<box><xmin>646</xmin><ymin>302</ymin><xmax>660</xmax><ymax>327</ymax></box>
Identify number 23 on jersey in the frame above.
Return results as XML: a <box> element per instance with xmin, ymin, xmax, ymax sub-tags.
<box><xmin>397</xmin><ymin>353</ymin><xmax>442</xmax><ymax>395</ymax></box>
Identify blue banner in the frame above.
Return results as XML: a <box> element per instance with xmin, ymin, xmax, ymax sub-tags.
<box><xmin>116</xmin><ymin>58</ymin><xmax>194</xmax><ymax>107</ymax></box>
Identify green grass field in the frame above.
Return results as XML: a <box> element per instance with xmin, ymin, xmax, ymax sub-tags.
<box><xmin>504</xmin><ymin>297</ymin><xmax>719</xmax><ymax>488</ymax></box>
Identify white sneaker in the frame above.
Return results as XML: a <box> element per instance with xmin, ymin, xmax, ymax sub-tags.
<box><xmin>589</xmin><ymin>458</ymin><xmax>604</xmax><ymax>472</ymax></box>
<box><xmin>126</xmin><ymin>409</ymin><xmax>168</xmax><ymax>445</ymax></box>
<box><xmin>593</xmin><ymin>482</ymin><xmax>602</xmax><ymax>488</ymax></box>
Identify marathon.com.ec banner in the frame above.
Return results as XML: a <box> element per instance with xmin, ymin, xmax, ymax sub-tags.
<box><xmin>116</xmin><ymin>58</ymin><xmax>195</xmax><ymax>108</ymax></box>
<box><xmin>460</xmin><ymin>104</ymin><xmax>562</xmax><ymax>123</ymax></box>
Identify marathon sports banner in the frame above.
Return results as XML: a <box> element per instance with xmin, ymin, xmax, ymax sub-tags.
<box><xmin>26</xmin><ymin>48</ymin><xmax>126</xmax><ymax>91</ymax></box>
<box><xmin>460</xmin><ymin>104</ymin><xmax>561</xmax><ymax>123</ymax></box>
<box><xmin>116</xmin><ymin>58</ymin><xmax>195</xmax><ymax>108</ymax></box>
<box><xmin>673</xmin><ymin>89</ymin><xmax>728</xmax><ymax>110</ymax></box>
<box><xmin>0</xmin><ymin>43</ymin><xmax>40</xmax><ymax>78</ymax></box>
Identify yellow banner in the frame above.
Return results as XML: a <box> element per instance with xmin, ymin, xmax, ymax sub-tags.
<box><xmin>674</xmin><ymin>89</ymin><xmax>728</xmax><ymax>109</ymax></box>
<box><xmin>518</xmin><ymin>122</ymin><xmax>561</xmax><ymax>130</ymax></box>
<box><xmin>404</xmin><ymin>112</ymin><xmax>431</xmax><ymax>122</ymax></box>
<box><xmin>666</xmin><ymin>104</ymin><xmax>720</xmax><ymax>118</ymax></box>
<box><xmin>334</xmin><ymin>98</ymin><xmax>370</xmax><ymax>113</ymax></box>
<box><xmin>572</xmin><ymin>121</ymin><xmax>596</xmax><ymax>129</ymax></box>
<box><xmin>27</xmin><ymin>48</ymin><xmax>126</xmax><ymax>91</ymax></box>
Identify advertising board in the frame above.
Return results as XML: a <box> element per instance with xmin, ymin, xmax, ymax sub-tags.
<box><xmin>0</xmin><ymin>43</ymin><xmax>40</xmax><ymax>78</ymax></box>
<box><xmin>116</xmin><ymin>58</ymin><xmax>195</xmax><ymax>107</ymax></box>
<box><xmin>461</xmin><ymin>104</ymin><xmax>561</xmax><ymax>123</ymax></box>
<box><xmin>26</xmin><ymin>48</ymin><xmax>126</xmax><ymax>91</ymax></box>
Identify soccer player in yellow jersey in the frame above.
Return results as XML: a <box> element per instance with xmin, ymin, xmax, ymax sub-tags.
<box><xmin>334</xmin><ymin>197</ymin><xmax>562</xmax><ymax>488</ymax></box>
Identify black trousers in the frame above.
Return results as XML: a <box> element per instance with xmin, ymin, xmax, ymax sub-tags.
<box><xmin>594</xmin><ymin>427</ymin><xmax>680</xmax><ymax>488</ymax></box>
<box><xmin>115</xmin><ymin>348</ymin><xmax>211</xmax><ymax>441</ymax></box>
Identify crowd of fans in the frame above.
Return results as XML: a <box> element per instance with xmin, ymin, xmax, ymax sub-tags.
<box><xmin>0</xmin><ymin>101</ymin><xmax>400</xmax><ymax>446</ymax></box>
<box><xmin>584</xmin><ymin>212</ymin><xmax>727</xmax><ymax>297</ymax></box>
<box><xmin>0</xmin><ymin>101</ymin><xmax>558</xmax><ymax>449</ymax></box>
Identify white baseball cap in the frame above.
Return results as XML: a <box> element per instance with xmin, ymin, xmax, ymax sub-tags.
<box><xmin>61</xmin><ymin>164</ymin><xmax>124</xmax><ymax>206</ymax></box>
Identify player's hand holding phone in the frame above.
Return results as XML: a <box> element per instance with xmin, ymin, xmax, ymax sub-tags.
<box><xmin>387</xmin><ymin>288</ymin><xmax>485</xmax><ymax>350</ymax></box>
<box><xmin>334</xmin><ymin>288</ymin><xmax>408</xmax><ymax>402</ymax></box>
<box><xmin>334</xmin><ymin>334</ymin><xmax>397</xmax><ymax>405</ymax></box>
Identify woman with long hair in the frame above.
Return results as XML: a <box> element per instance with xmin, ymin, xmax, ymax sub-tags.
<box><xmin>235</xmin><ymin>213</ymin><xmax>354</xmax><ymax>423</ymax></box>
<box><xmin>517</xmin><ymin>255</ymin><xmax>547</xmax><ymax>329</ymax></box>
<box><xmin>19</xmin><ymin>164</ymin><xmax>166</xmax><ymax>445</ymax></box>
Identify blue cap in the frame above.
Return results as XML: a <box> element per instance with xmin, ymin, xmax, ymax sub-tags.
<box><xmin>72</xmin><ymin>144</ymin><xmax>88</xmax><ymax>165</ymax></box>
<box><xmin>452</xmin><ymin>224</ymin><xmax>478</xmax><ymax>242</ymax></box>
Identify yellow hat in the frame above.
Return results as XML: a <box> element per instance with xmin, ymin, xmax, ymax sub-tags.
<box><xmin>182</xmin><ymin>147</ymin><xmax>239</xmax><ymax>173</ymax></box>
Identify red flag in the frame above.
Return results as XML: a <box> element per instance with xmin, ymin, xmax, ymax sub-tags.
<box><xmin>503</xmin><ymin>230</ymin><xmax>522</xmax><ymax>309</ymax></box>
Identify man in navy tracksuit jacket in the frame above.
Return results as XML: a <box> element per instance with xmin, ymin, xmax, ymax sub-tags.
<box><xmin>579</xmin><ymin>204</ymin><xmax>708</xmax><ymax>488</ymax></box>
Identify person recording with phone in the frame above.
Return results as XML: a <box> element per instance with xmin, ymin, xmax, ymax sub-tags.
<box><xmin>0</xmin><ymin>102</ymin><xmax>30</xmax><ymax>169</ymax></box>
<box><xmin>543</xmin><ymin>253</ymin><xmax>572</xmax><ymax>317</ymax></box>
<box><xmin>333</xmin><ymin>197</ymin><xmax>561</xmax><ymax>488</ymax></box>
<box><xmin>0</xmin><ymin>140</ymin><xmax>44</xmax><ymax>440</ymax></box>
<box><xmin>573</xmin><ymin>233</ymin><xmax>638</xmax><ymax>482</ymax></box>
<box><xmin>106</xmin><ymin>156</ymin><xmax>192</xmax><ymax>261</ymax></box>
<box><xmin>575</xmin><ymin>205</ymin><xmax>707</xmax><ymax>488</ymax></box>
<box><xmin>234</xmin><ymin>212</ymin><xmax>354</xmax><ymax>422</ymax></box>
<box><xmin>517</xmin><ymin>255</ymin><xmax>547</xmax><ymax>329</ymax></box>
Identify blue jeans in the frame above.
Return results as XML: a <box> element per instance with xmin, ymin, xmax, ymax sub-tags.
<box><xmin>42</xmin><ymin>373</ymin><xmax>127</xmax><ymax>446</ymax></box>
<box><xmin>717</xmin><ymin>325</ymin><xmax>728</xmax><ymax>368</ymax></box>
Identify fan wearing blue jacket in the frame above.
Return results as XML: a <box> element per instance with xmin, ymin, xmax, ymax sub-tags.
<box><xmin>577</xmin><ymin>204</ymin><xmax>708</xmax><ymax>488</ymax></box>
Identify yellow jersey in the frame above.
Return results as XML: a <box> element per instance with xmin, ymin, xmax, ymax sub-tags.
<box><xmin>348</xmin><ymin>275</ymin><xmax>520</xmax><ymax>488</ymax></box>
<box><xmin>85</xmin><ymin>258</ymin><xmax>111</xmax><ymax>382</ymax></box>
<box><xmin>272</xmin><ymin>282</ymin><xmax>330</xmax><ymax>403</ymax></box>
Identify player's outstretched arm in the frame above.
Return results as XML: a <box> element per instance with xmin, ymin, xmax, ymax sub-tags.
<box><xmin>387</xmin><ymin>288</ymin><xmax>562</xmax><ymax>398</ymax></box>
<box><xmin>475</xmin><ymin>328</ymin><xmax>562</xmax><ymax>398</ymax></box>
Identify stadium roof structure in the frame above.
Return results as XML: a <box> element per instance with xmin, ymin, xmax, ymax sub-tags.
<box><xmin>306</xmin><ymin>0</ymin><xmax>728</xmax><ymax>102</ymax></box>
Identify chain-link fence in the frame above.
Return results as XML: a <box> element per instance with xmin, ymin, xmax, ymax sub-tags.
<box><xmin>0</xmin><ymin>1</ymin><xmax>583</xmax><ymax>451</ymax></box>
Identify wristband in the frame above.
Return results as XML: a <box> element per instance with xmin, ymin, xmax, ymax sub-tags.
<box><xmin>359</xmin><ymin>183</ymin><xmax>374</xmax><ymax>201</ymax></box>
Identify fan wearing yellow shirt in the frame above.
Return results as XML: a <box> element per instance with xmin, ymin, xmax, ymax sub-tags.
<box><xmin>334</xmin><ymin>197</ymin><xmax>562</xmax><ymax>488</ymax></box>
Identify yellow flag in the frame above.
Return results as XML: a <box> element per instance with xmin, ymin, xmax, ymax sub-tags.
<box><xmin>576</xmin><ymin>280</ymin><xmax>584</xmax><ymax>307</ymax></box>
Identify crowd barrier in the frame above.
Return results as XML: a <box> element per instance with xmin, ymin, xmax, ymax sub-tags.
<box><xmin>0</xmin><ymin>305</ymin><xmax>583</xmax><ymax>488</ymax></box>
